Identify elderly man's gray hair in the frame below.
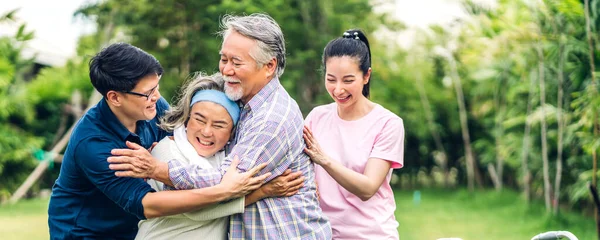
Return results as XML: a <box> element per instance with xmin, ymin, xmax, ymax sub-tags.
<box><xmin>219</xmin><ymin>13</ymin><xmax>286</xmax><ymax>78</ymax></box>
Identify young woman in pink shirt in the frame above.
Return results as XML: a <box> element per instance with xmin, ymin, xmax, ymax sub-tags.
<box><xmin>303</xmin><ymin>29</ymin><xmax>405</xmax><ymax>240</ymax></box>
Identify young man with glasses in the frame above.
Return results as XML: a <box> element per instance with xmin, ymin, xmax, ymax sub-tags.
<box><xmin>47</xmin><ymin>43</ymin><xmax>272</xmax><ymax>240</ymax></box>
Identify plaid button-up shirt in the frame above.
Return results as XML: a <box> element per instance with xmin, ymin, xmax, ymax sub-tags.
<box><xmin>168</xmin><ymin>78</ymin><xmax>331</xmax><ymax>239</ymax></box>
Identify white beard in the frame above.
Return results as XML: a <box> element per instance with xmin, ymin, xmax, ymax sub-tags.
<box><xmin>224</xmin><ymin>84</ymin><xmax>243</xmax><ymax>101</ymax></box>
<box><xmin>223</xmin><ymin>76</ymin><xmax>244</xmax><ymax>101</ymax></box>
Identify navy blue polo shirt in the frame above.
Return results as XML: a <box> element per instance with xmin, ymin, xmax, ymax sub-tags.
<box><xmin>48</xmin><ymin>97</ymin><xmax>170</xmax><ymax>240</ymax></box>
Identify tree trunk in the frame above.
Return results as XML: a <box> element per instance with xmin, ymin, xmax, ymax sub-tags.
<box><xmin>446</xmin><ymin>55</ymin><xmax>480</xmax><ymax>191</ymax></box>
<box><xmin>536</xmin><ymin>42</ymin><xmax>552</xmax><ymax>213</ymax></box>
<box><xmin>521</xmin><ymin>74</ymin><xmax>535</xmax><ymax>203</ymax></box>
<box><xmin>297</xmin><ymin>0</ymin><xmax>329</xmax><ymax>113</ymax></box>
<box><xmin>553</xmin><ymin>37</ymin><xmax>565</xmax><ymax>215</ymax></box>
<box><xmin>491</xmin><ymin>67</ymin><xmax>507</xmax><ymax>191</ymax></box>
<box><xmin>177</xmin><ymin>3</ymin><xmax>190</xmax><ymax>79</ymax></box>
<box><xmin>415</xmin><ymin>70</ymin><xmax>449</xmax><ymax>187</ymax></box>
<box><xmin>584</xmin><ymin>0</ymin><xmax>600</xmax><ymax>236</ymax></box>
<box><xmin>595</xmin><ymin>119</ymin><xmax>600</xmax><ymax>239</ymax></box>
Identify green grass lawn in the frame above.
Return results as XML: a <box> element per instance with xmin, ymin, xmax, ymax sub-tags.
<box><xmin>0</xmin><ymin>189</ymin><xmax>596</xmax><ymax>240</ymax></box>
<box><xmin>0</xmin><ymin>197</ymin><xmax>49</xmax><ymax>240</ymax></box>
<box><xmin>395</xmin><ymin>189</ymin><xmax>596</xmax><ymax>240</ymax></box>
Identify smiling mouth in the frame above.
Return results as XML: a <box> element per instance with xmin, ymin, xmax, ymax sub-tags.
<box><xmin>147</xmin><ymin>104</ymin><xmax>156</xmax><ymax>110</ymax></box>
<box><xmin>336</xmin><ymin>95</ymin><xmax>350</xmax><ymax>101</ymax></box>
<box><xmin>196</xmin><ymin>137</ymin><xmax>214</xmax><ymax>146</ymax></box>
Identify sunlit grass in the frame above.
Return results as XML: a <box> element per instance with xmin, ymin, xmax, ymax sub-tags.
<box><xmin>0</xmin><ymin>190</ymin><xmax>596</xmax><ymax>240</ymax></box>
<box><xmin>0</xmin><ymin>197</ymin><xmax>49</xmax><ymax>240</ymax></box>
<box><xmin>395</xmin><ymin>189</ymin><xmax>596</xmax><ymax>240</ymax></box>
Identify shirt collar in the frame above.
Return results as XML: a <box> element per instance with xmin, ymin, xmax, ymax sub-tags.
<box><xmin>98</xmin><ymin>98</ymin><xmax>139</xmax><ymax>142</ymax></box>
<box><xmin>244</xmin><ymin>77</ymin><xmax>280</xmax><ymax>111</ymax></box>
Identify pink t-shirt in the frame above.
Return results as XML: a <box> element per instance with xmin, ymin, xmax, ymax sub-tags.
<box><xmin>305</xmin><ymin>103</ymin><xmax>404</xmax><ymax>240</ymax></box>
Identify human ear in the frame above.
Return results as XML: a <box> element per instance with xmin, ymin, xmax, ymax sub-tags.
<box><xmin>106</xmin><ymin>91</ymin><xmax>123</xmax><ymax>107</ymax></box>
<box><xmin>264</xmin><ymin>58</ymin><xmax>277</xmax><ymax>78</ymax></box>
<box><xmin>363</xmin><ymin>67</ymin><xmax>372</xmax><ymax>84</ymax></box>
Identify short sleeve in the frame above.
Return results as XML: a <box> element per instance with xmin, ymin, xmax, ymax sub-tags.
<box><xmin>370</xmin><ymin>118</ymin><xmax>405</xmax><ymax>169</ymax></box>
<box><xmin>74</xmin><ymin>137</ymin><xmax>155</xmax><ymax>220</ymax></box>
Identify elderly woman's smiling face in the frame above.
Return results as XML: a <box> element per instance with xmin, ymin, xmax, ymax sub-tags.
<box><xmin>186</xmin><ymin>101</ymin><xmax>234</xmax><ymax>157</ymax></box>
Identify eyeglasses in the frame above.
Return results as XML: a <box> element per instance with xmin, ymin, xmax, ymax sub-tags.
<box><xmin>124</xmin><ymin>84</ymin><xmax>159</xmax><ymax>101</ymax></box>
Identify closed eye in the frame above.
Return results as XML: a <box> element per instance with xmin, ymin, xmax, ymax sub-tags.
<box><xmin>195</xmin><ymin>118</ymin><xmax>206</xmax><ymax>124</ymax></box>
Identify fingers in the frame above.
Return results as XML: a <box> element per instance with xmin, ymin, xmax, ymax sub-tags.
<box><xmin>247</xmin><ymin>162</ymin><xmax>268</xmax><ymax>176</ymax></box>
<box><xmin>284</xmin><ymin>171</ymin><xmax>303</xmax><ymax>181</ymax></box>
<box><xmin>285</xmin><ymin>185</ymin><xmax>304</xmax><ymax>196</ymax></box>
<box><xmin>244</xmin><ymin>172</ymin><xmax>272</xmax><ymax>193</ymax></box>
<box><xmin>285</xmin><ymin>190</ymin><xmax>300</xmax><ymax>197</ymax></box>
<box><xmin>254</xmin><ymin>172</ymin><xmax>272</xmax><ymax>183</ymax></box>
<box><xmin>303</xmin><ymin>132</ymin><xmax>315</xmax><ymax>148</ymax></box>
<box><xmin>304</xmin><ymin>126</ymin><xmax>314</xmax><ymax>138</ymax></box>
<box><xmin>126</xmin><ymin>141</ymin><xmax>143</xmax><ymax>150</ymax></box>
<box><xmin>115</xmin><ymin>171</ymin><xmax>136</xmax><ymax>177</ymax></box>
<box><xmin>303</xmin><ymin>125</ymin><xmax>312</xmax><ymax>135</ymax></box>
<box><xmin>108</xmin><ymin>163</ymin><xmax>134</xmax><ymax>171</ymax></box>
<box><xmin>108</xmin><ymin>156</ymin><xmax>143</xmax><ymax>168</ymax></box>
<box><xmin>228</xmin><ymin>156</ymin><xmax>240</xmax><ymax>173</ymax></box>
<box><xmin>286</xmin><ymin>177</ymin><xmax>305</xmax><ymax>192</ymax></box>
<box><xmin>107</xmin><ymin>156</ymin><xmax>131</xmax><ymax>164</ymax></box>
<box><xmin>303</xmin><ymin>147</ymin><xmax>313</xmax><ymax>156</ymax></box>
<box><xmin>282</xmin><ymin>176</ymin><xmax>305</xmax><ymax>197</ymax></box>
<box><xmin>303</xmin><ymin>127</ymin><xmax>314</xmax><ymax>144</ymax></box>
<box><xmin>110</xmin><ymin>148</ymin><xmax>137</xmax><ymax>157</ymax></box>
<box><xmin>281</xmin><ymin>169</ymin><xmax>292</xmax><ymax>176</ymax></box>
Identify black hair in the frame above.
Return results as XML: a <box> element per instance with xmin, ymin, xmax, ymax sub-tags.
<box><xmin>322</xmin><ymin>29</ymin><xmax>372</xmax><ymax>97</ymax></box>
<box><xmin>89</xmin><ymin>42</ymin><xmax>164</xmax><ymax>97</ymax></box>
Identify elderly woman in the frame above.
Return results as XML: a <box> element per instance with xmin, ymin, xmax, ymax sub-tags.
<box><xmin>135</xmin><ymin>73</ymin><xmax>303</xmax><ymax>240</ymax></box>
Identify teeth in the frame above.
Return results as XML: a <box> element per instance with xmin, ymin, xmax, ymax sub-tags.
<box><xmin>197</xmin><ymin>138</ymin><xmax>213</xmax><ymax>146</ymax></box>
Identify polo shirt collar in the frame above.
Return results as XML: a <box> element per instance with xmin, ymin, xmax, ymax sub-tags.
<box><xmin>98</xmin><ymin>98</ymin><xmax>140</xmax><ymax>142</ymax></box>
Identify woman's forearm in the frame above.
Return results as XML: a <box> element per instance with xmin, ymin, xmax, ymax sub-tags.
<box><xmin>319</xmin><ymin>157</ymin><xmax>391</xmax><ymax>201</ymax></box>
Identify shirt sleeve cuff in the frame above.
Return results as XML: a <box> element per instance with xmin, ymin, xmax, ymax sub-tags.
<box><xmin>168</xmin><ymin>160</ymin><xmax>193</xmax><ymax>190</ymax></box>
<box><xmin>135</xmin><ymin>188</ymin><xmax>156</xmax><ymax>220</ymax></box>
<box><xmin>370</xmin><ymin>153</ymin><xmax>403</xmax><ymax>169</ymax></box>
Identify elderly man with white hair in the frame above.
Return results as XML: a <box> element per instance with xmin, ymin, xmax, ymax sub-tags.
<box><xmin>109</xmin><ymin>13</ymin><xmax>332</xmax><ymax>240</ymax></box>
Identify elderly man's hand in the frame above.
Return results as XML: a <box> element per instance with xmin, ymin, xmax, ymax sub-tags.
<box><xmin>108</xmin><ymin>141</ymin><xmax>159</xmax><ymax>179</ymax></box>
<box><xmin>260</xmin><ymin>169</ymin><xmax>305</xmax><ymax>197</ymax></box>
